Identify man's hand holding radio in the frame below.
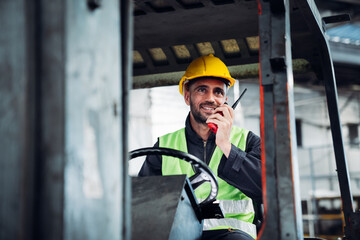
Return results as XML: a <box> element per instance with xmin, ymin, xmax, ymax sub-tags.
<box><xmin>206</xmin><ymin>104</ymin><xmax>234</xmax><ymax>158</ymax></box>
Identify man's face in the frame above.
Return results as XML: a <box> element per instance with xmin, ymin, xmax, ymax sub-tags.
<box><xmin>184</xmin><ymin>78</ymin><xmax>227</xmax><ymax>124</ymax></box>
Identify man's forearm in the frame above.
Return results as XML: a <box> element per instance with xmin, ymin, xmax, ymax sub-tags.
<box><xmin>218</xmin><ymin>137</ymin><xmax>262</xmax><ymax>203</ymax></box>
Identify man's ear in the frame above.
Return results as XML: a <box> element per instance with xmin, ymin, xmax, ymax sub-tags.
<box><xmin>184</xmin><ymin>90</ymin><xmax>190</xmax><ymax>106</ymax></box>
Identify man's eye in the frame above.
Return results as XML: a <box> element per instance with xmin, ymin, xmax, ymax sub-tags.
<box><xmin>197</xmin><ymin>88</ymin><xmax>206</xmax><ymax>93</ymax></box>
<box><xmin>215</xmin><ymin>90</ymin><xmax>224</xmax><ymax>96</ymax></box>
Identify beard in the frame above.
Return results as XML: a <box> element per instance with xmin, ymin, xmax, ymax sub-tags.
<box><xmin>191</xmin><ymin>106</ymin><xmax>207</xmax><ymax>124</ymax></box>
<box><xmin>189</xmin><ymin>98</ymin><xmax>218</xmax><ymax>124</ymax></box>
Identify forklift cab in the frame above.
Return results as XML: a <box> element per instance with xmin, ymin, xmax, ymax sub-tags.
<box><xmin>3</xmin><ymin>0</ymin><xmax>360</xmax><ymax>239</ymax></box>
<box><xmin>129</xmin><ymin>0</ymin><xmax>360</xmax><ymax>239</ymax></box>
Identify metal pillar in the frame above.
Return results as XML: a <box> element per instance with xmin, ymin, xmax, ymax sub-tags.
<box><xmin>258</xmin><ymin>0</ymin><xmax>303</xmax><ymax>239</ymax></box>
<box><xmin>318</xmin><ymin>24</ymin><xmax>355</xmax><ymax>240</ymax></box>
<box><xmin>0</xmin><ymin>0</ymin><xmax>126</xmax><ymax>239</ymax></box>
<box><xmin>0</xmin><ymin>1</ymin><xmax>37</xmax><ymax>239</ymax></box>
<box><xmin>120</xmin><ymin>0</ymin><xmax>133</xmax><ymax>239</ymax></box>
<box><xmin>294</xmin><ymin>0</ymin><xmax>360</xmax><ymax>238</ymax></box>
<box><xmin>64</xmin><ymin>1</ymin><xmax>123</xmax><ymax>239</ymax></box>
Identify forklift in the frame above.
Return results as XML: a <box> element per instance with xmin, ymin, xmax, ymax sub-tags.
<box><xmin>1</xmin><ymin>0</ymin><xmax>359</xmax><ymax>239</ymax></box>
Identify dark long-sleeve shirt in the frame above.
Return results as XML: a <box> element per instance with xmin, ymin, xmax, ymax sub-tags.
<box><xmin>139</xmin><ymin>114</ymin><xmax>262</xmax><ymax>203</ymax></box>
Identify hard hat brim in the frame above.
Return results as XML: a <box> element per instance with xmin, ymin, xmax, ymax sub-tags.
<box><xmin>179</xmin><ymin>75</ymin><xmax>235</xmax><ymax>95</ymax></box>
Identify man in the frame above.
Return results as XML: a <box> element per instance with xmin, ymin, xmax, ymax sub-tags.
<box><xmin>139</xmin><ymin>54</ymin><xmax>262</xmax><ymax>240</ymax></box>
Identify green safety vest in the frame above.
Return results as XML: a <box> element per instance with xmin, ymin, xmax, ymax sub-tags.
<box><xmin>160</xmin><ymin>126</ymin><xmax>257</xmax><ymax>238</ymax></box>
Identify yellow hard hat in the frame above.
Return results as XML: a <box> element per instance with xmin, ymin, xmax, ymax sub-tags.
<box><xmin>179</xmin><ymin>54</ymin><xmax>235</xmax><ymax>95</ymax></box>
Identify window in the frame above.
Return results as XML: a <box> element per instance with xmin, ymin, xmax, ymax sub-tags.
<box><xmin>348</xmin><ymin>123</ymin><xmax>359</xmax><ymax>146</ymax></box>
<box><xmin>296</xmin><ymin>119</ymin><xmax>302</xmax><ymax>147</ymax></box>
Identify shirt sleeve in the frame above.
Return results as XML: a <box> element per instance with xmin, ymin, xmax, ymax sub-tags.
<box><xmin>138</xmin><ymin>140</ymin><xmax>162</xmax><ymax>176</ymax></box>
<box><xmin>217</xmin><ymin>131</ymin><xmax>262</xmax><ymax>203</ymax></box>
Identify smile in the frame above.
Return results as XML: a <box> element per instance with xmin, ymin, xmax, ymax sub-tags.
<box><xmin>201</xmin><ymin>105</ymin><xmax>217</xmax><ymax>114</ymax></box>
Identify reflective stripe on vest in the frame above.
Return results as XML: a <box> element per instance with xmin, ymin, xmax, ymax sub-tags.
<box><xmin>198</xmin><ymin>199</ymin><xmax>254</xmax><ymax>215</ymax></box>
<box><xmin>204</xmin><ymin>218</ymin><xmax>256</xmax><ymax>237</ymax></box>
<box><xmin>159</xmin><ymin>127</ymin><xmax>256</xmax><ymax>238</ymax></box>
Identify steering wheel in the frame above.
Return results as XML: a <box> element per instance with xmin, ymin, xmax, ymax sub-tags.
<box><xmin>129</xmin><ymin>147</ymin><xmax>219</xmax><ymax>206</ymax></box>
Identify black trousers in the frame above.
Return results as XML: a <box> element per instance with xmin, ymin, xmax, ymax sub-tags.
<box><xmin>201</xmin><ymin>229</ymin><xmax>254</xmax><ymax>240</ymax></box>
